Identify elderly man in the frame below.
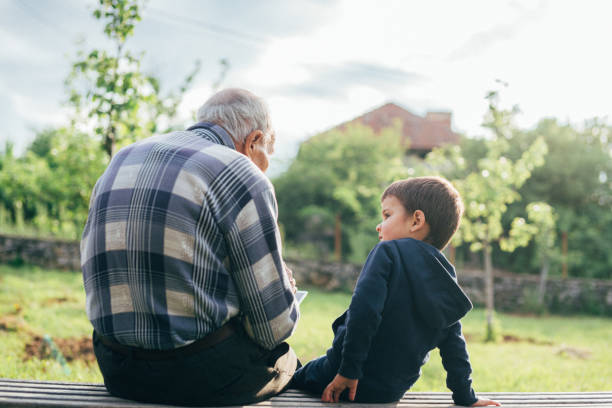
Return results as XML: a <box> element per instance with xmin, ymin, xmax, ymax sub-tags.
<box><xmin>81</xmin><ymin>88</ymin><xmax>299</xmax><ymax>406</ymax></box>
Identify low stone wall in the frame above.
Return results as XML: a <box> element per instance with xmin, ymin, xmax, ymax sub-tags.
<box><xmin>286</xmin><ymin>258</ymin><xmax>612</xmax><ymax>316</ymax></box>
<box><xmin>458</xmin><ymin>268</ymin><xmax>612</xmax><ymax>315</ymax></box>
<box><xmin>0</xmin><ymin>234</ymin><xmax>80</xmax><ymax>271</ymax></box>
<box><xmin>1</xmin><ymin>234</ymin><xmax>611</xmax><ymax>315</ymax></box>
<box><xmin>286</xmin><ymin>258</ymin><xmax>358</xmax><ymax>292</ymax></box>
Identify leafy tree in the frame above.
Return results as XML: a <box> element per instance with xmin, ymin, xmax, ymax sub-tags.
<box><xmin>0</xmin><ymin>0</ymin><xmax>205</xmax><ymax>239</ymax></box>
<box><xmin>0</xmin><ymin>142</ymin><xmax>23</xmax><ymax>228</ymax></box>
<box><xmin>525</xmin><ymin>202</ymin><xmax>557</xmax><ymax>303</ymax></box>
<box><xmin>426</xmin><ymin>90</ymin><xmax>548</xmax><ymax>340</ymax></box>
<box><xmin>0</xmin><ymin>129</ymin><xmax>107</xmax><ymax>238</ymax></box>
<box><xmin>505</xmin><ymin>119</ymin><xmax>612</xmax><ymax>279</ymax></box>
<box><xmin>32</xmin><ymin>129</ymin><xmax>108</xmax><ymax>236</ymax></box>
<box><xmin>434</xmin><ymin>114</ymin><xmax>612</xmax><ymax>282</ymax></box>
<box><xmin>274</xmin><ymin>123</ymin><xmax>407</xmax><ymax>262</ymax></box>
<box><xmin>67</xmin><ymin>0</ymin><xmax>200</xmax><ymax>158</ymax></box>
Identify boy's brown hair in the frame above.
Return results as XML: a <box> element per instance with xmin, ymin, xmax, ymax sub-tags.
<box><xmin>382</xmin><ymin>176</ymin><xmax>463</xmax><ymax>250</ymax></box>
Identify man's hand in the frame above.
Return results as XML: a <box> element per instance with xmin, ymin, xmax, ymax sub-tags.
<box><xmin>471</xmin><ymin>398</ymin><xmax>502</xmax><ymax>406</ymax></box>
<box><xmin>283</xmin><ymin>263</ymin><xmax>297</xmax><ymax>294</ymax></box>
<box><xmin>321</xmin><ymin>374</ymin><xmax>358</xmax><ymax>403</ymax></box>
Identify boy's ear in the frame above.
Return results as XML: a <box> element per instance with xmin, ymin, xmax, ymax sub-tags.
<box><xmin>410</xmin><ymin>210</ymin><xmax>427</xmax><ymax>232</ymax></box>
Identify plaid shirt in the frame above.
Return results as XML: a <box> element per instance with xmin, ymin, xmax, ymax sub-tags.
<box><xmin>81</xmin><ymin>122</ymin><xmax>299</xmax><ymax>350</ymax></box>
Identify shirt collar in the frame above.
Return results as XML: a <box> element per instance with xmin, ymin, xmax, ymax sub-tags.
<box><xmin>186</xmin><ymin>122</ymin><xmax>237</xmax><ymax>150</ymax></box>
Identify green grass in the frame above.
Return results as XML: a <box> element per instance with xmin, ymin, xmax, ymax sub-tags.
<box><xmin>413</xmin><ymin>309</ymin><xmax>612</xmax><ymax>392</ymax></box>
<box><xmin>2</xmin><ymin>265</ymin><xmax>612</xmax><ymax>391</ymax></box>
<box><xmin>289</xmin><ymin>288</ymin><xmax>349</xmax><ymax>361</ymax></box>
<box><xmin>0</xmin><ymin>265</ymin><xmax>101</xmax><ymax>382</ymax></box>
<box><xmin>290</xmin><ymin>286</ymin><xmax>612</xmax><ymax>392</ymax></box>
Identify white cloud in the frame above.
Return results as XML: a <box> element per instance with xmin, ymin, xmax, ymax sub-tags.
<box><xmin>2</xmin><ymin>0</ymin><xmax>612</xmax><ymax>163</ymax></box>
<box><xmin>0</xmin><ymin>26</ymin><xmax>56</xmax><ymax>63</ymax></box>
<box><xmin>175</xmin><ymin>84</ymin><xmax>214</xmax><ymax>125</ymax></box>
<box><xmin>12</xmin><ymin>93</ymin><xmax>67</xmax><ymax>125</ymax></box>
<box><xmin>240</xmin><ymin>0</ymin><xmax>548</xmax><ymax>142</ymax></box>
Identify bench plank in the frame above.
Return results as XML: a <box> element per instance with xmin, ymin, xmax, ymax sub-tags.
<box><xmin>1</xmin><ymin>379</ymin><xmax>611</xmax><ymax>408</ymax></box>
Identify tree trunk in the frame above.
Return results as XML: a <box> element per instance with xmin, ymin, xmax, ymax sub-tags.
<box><xmin>104</xmin><ymin>127</ymin><xmax>116</xmax><ymax>159</ymax></box>
<box><xmin>483</xmin><ymin>241</ymin><xmax>495</xmax><ymax>340</ymax></box>
<box><xmin>334</xmin><ymin>213</ymin><xmax>342</xmax><ymax>262</ymax></box>
<box><xmin>561</xmin><ymin>231</ymin><xmax>568</xmax><ymax>279</ymax></box>
<box><xmin>538</xmin><ymin>254</ymin><xmax>550</xmax><ymax>304</ymax></box>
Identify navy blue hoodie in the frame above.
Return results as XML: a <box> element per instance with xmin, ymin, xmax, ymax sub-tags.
<box><xmin>328</xmin><ymin>238</ymin><xmax>476</xmax><ymax>405</ymax></box>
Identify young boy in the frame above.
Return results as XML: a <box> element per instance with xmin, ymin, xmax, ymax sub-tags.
<box><xmin>291</xmin><ymin>177</ymin><xmax>501</xmax><ymax>407</ymax></box>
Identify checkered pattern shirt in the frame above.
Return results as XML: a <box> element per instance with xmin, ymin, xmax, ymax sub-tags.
<box><xmin>81</xmin><ymin>122</ymin><xmax>299</xmax><ymax>350</ymax></box>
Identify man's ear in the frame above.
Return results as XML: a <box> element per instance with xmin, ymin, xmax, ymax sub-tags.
<box><xmin>243</xmin><ymin>130</ymin><xmax>264</xmax><ymax>157</ymax></box>
<box><xmin>410</xmin><ymin>210</ymin><xmax>427</xmax><ymax>232</ymax></box>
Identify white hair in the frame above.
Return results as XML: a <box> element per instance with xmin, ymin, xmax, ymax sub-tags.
<box><xmin>196</xmin><ymin>88</ymin><xmax>271</xmax><ymax>144</ymax></box>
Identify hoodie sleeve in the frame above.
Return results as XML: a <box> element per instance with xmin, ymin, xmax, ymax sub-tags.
<box><xmin>338</xmin><ymin>243</ymin><xmax>393</xmax><ymax>379</ymax></box>
<box><xmin>438</xmin><ymin>321</ymin><xmax>478</xmax><ymax>406</ymax></box>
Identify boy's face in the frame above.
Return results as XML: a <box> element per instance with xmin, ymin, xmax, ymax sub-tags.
<box><xmin>376</xmin><ymin>195</ymin><xmax>429</xmax><ymax>242</ymax></box>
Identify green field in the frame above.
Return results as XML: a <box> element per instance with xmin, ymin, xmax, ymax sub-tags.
<box><xmin>1</xmin><ymin>264</ymin><xmax>611</xmax><ymax>391</ymax></box>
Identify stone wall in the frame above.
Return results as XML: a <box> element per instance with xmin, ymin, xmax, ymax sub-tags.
<box><xmin>1</xmin><ymin>234</ymin><xmax>611</xmax><ymax>315</ymax></box>
<box><xmin>458</xmin><ymin>268</ymin><xmax>612</xmax><ymax>315</ymax></box>
<box><xmin>0</xmin><ymin>234</ymin><xmax>80</xmax><ymax>271</ymax></box>
<box><xmin>286</xmin><ymin>258</ymin><xmax>612</xmax><ymax>316</ymax></box>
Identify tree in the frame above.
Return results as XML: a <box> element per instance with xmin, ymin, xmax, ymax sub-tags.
<box><xmin>426</xmin><ymin>89</ymin><xmax>548</xmax><ymax>340</ymax></box>
<box><xmin>0</xmin><ymin>128</ymin><xmax>107</xmax><ymax>238</ymax></box>
<box><xmin>274</xmin><ymin>123</ymin><xmax>407</xmax><ymax>262</ymax></box>
<box><xmin>0</xmin><ymin>142</ymin><xmax>23</xmax><ymax>229</ymax></box>
<box><xmin>67</xmin><ymin>0</ymin><xmax>200</xmax><ymax>158</ymax></box>
<box><xmin>504</xmin><ymin>119</ymin><xmax>612</xmax><ymax>279</ymax></box>
<box><xmin>0</xmin><ymin>0</ymin><xmax>206</xmax><ymax>239</ymax></box>
<box><xmin>525</xmin><ymin>202</ymin><xmax>557</xmax><ymax>303</ymax></box>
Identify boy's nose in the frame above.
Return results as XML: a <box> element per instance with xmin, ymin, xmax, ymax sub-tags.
<box><xmin>376</xmin><ymin>223</ymin><xmax>381</xmax><ymax>232</ymax></box>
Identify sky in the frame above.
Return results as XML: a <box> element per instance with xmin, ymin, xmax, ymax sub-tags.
<box><xmin>1</xmin><ymin>0</ymin><xmax>612</xmax><ymax>175</ymax></box>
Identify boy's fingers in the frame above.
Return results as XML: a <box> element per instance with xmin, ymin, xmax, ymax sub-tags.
<box><xmin>322</xmin><ymin>384</ymin><xmax>343</xmax><ymax>403</ymax></box>
<box><xmin>321</xmin><ymin>376</ymin><xmax>358</xmax><ymax>403</ymax></box>
<box><xmin>348</xmin><ymin>383</ymin><xmax>357</xmax><ymax>401</ymax></box>
<box><xmin>472</xmin><ymin>399</ymin><xmax>502</xmax><ymax>407</ymax></box>
<box><xmin>321</xmin><ymin>385</ymin><xmax>332</xmax><ymax>402</ymax></box>
<box><xmin>333</xmin><ymin>386</ymin><xmax>344</xmax><ymax>403</ymax></box>
<box><xmin>321</xmin><ymin>391</ymin><xmax>329</xmax><ymax>402</ymax></box>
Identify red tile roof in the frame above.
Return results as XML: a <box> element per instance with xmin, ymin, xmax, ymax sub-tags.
<box><xmin>336</xmin><ymin>102</ymin><xmax>459</xmax><ymax>151</ymax></box>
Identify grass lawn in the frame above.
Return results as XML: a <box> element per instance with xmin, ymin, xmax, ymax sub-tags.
<box><xmin>1</xmin><ymin>264</ymin><xmax>611</xmax><ymax>391</ymax></box>
<box><xmin>0</xmin><ymin>265</ymin><xmax>100</xmax><ymax>382</ymax></box>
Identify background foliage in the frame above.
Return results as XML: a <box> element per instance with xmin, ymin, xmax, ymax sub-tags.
<box><xmin>275</xmin><ymin>122</ymin><xmax>407</xmax><ymax>263</ymax></box>
<box><xmin>1</xmin><ymin>1</ymin><xmax>612</xmax><ymax>284</ymax></box>
<box><xmin>0</xmin><ymin>0</ymin><xmax>198</xmax><ymax>240</ymax></box>
<box><xmin>273</xmin><ymin>118</ymin><xmax>612</xmax><ymax>281</ymax></box>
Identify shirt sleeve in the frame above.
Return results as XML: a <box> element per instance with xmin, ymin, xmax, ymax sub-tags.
<box><xmin>339</xmin><ymin>243</ymin><xmax>393</xmax><ymax>379</ymax></box>
<box><xmin>225</xmin><ymin>184</ymin><xmax>299</xmax><ymax>350</ymax></box>
<box><xmin>438</xmin><ymin>321</ymin><xmax>478</xmax><ymax>406</ymax></box>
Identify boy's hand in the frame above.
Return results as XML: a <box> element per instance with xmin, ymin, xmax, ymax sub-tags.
<box><xmin>321</xmin><ymin>374</ymin><xmax>358</xmax><ymax>403</ymax></box>
<box><xmin>471</xmin><ymin>398</ymin><xmax>502</xmax><ymax>406</ymax></box>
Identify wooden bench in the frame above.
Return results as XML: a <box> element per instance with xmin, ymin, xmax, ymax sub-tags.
<box><xmin>1</xmin><ymin>379</ymin><xmax>611</xmax><ymax>408</ymax></box>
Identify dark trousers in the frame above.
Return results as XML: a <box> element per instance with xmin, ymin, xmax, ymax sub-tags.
<box><xmin>291</xmin><ymin>355</ymin><xmax>405</xmax><ymax>403</ymax></box>
<box><xmin>93</xmin><ymin>329</ymin><xmax>298</xmax><ymax>406</ymax></box>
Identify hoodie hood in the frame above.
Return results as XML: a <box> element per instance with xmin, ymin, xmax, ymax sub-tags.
<box><xmin>393</xmin><ymin>239</ymin><xmax>472</xmax><ymax>329</ymax></box>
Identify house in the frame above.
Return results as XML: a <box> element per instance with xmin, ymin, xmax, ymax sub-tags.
<box><xmin>334</xmin><ymin>102</ymin><xmax>460</xmax><ymax>157</ymax></box>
